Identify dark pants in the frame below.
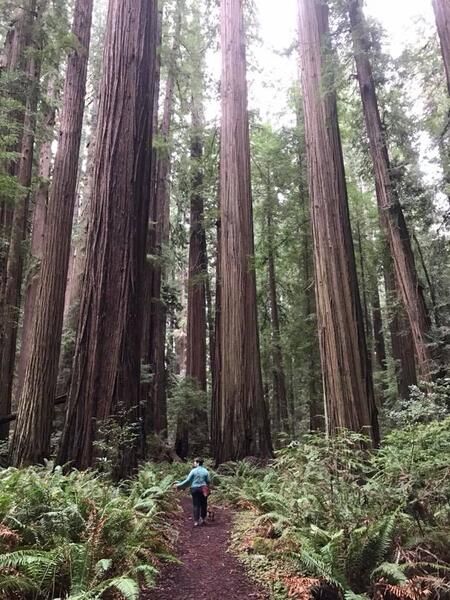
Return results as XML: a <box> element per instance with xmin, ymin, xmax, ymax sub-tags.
<box><xmin>191</xmin><ymin>487</ymin><xmax>207</xmax><ymax>522</ymax></box>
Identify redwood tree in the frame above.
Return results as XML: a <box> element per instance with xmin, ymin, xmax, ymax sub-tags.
<box><xmin>58</xmin><ymin>0</ymin><xmax>157</xmax><ymax>474</ymax></box>
<box><xmin>0</xmin><ymin>1</ymin><xmax>44</xmax><ymax>439</ymax></box>
<box><xmin>10</xmin><ymin>0</ymin><xmax>94</xmax><ymax>466</ymax></box>
<box><xmin>297</xmin><ymin>0</ymin><xmax>377</xmax><ymax>442</ymax></box>
<box><xmin>348</xmin><ymin>0</ymin><xmax>432</xmax><ymax>382</ymax></box>
<box><xmin>214</xmin><ymin>0</ymin><xmax>273</xmax><ymax>463</ymax></box>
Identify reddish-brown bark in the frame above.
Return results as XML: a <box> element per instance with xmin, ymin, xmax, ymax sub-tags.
<box><xmin>15</xmin><ymin>78</ymin><xmax>57</xmax><ymax>405</ymax></box>
<box><xmin>214</xmin><ymin>0</ymin><xmax>273</xmax><ymax>463</ymax></box>
<box><xmin>384</xmin><ymin>264</ymin><xmax>417</xmax><ymax>399</ymax></box>
<box><xmin>58</xmin><ymin>0</ymin><xmax>157</xmax><ymax>475</ymax></box>
<box><xmin>176</xmin><ymin>100</ymin><xmax>208</xmax><ymax>459</ymax></box>
<box><xmin>348</xmin><ymin>0</ymin><xmax>432</xmax><ymax>381</ymax></box>
<box><xmin>144</xmin><ymin>11</ymin><xmax>180</xmax><ymax>439</ymax></box>
<box><xmin>0</xmin><ymin>0</ymin><xmax>39</xmax><ymax>438</ymax></box>
<box><xmin>0</xmin><ymin>19</ymin><xmax>42</xmax><ymax>439</ymax></box>
<box><xmin>298</xmin><ymin>0</ymin><xmax>377</xmax><ymax>443</ymax></box>
<box><xmin>10</xmin><ymin>0</ymin><xmax>94</xmax><ymax>466</ymax></box>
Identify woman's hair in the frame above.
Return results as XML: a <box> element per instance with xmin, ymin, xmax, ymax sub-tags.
<box><xmin>195</xmin><ymin>458</ymin><xmax>204</xmax><ymax>466</ymax></box>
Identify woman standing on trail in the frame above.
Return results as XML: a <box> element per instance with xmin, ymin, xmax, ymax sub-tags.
<box><xmin>175</xmin><ymin>458</ymin><xmax>210</xmax><ymax>526</ymax></box>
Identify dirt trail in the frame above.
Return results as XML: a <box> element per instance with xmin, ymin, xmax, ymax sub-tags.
<box><xmin>142</xmin><ymin>496</ymin><xmax>269</xmax><ymax>600</ymax></box>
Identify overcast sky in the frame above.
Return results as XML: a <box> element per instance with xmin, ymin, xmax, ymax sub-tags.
<box><xmin>247</xmin><ymin>0</ymin><xmax>435</xmax><ymax>118</ymax></box>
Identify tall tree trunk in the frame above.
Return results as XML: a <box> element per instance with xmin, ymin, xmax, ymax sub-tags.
<box><xmin>0</xmin><ymin>21</ymin><xmax>41</xmax><ymax>440</ymax></box>
<box><xmin>266</xmin><ymin>193</ymin><xmax>289</xmax><ymax>436</ymax></box>
<box><xmin>298</xmin><ymin>0</ymin><xmax>378</xmax><ymax>443</ymax></box>
<box><xmin>57</xmin><ymin>0</ymin><xmax>156</xmax><ymax>476</ymax></box>
<box><xmin>432</xmin><ymin>0</ymin><xmax>450</xmax><ymax>95</ymax></box>
<box><xmin>176</xmin><ymin>101</ymin><xmax>208</xmax><ymax>459</ymax></box>
<box><xmin>0</xmin><ymin>0</ymin><xmax>39</xmax><ymax>439</ymax></box>
<box><xmin>0</xmin><ymin>3</ymin><xmax>35</xmax><ymax>295</ymax></box>
<box><xmin>10</xmin><ymin>0</ymin><xmax>94</xmax><ymax>466</ymax></box>
<box><xmin>141</xmin><ymin>6</ymin><xmax>163</xmax><ymax>451</ymax></box>
<box><xmin>58</xmin><ymin>97</ymin><xmax>98</xmax><ymax>400</ymax></box>
<box><xmin>15</xmin><ymin>78</ymin><xmax>57</xmax><ymax>404</ymax></box>
<box><xmin>215</xmin><ymin>0</ymin><xmax>273</xmax><ymax>464</ymax></box>
<box><xmin>348</xmin><ymin>0</ymin><xmax>432</xmax><ymax>381</ymax></box>
<box><xmin>384</xmin><ymin>264</ymin><xmax>417</xmax><ymax>399</ymax></box>
<box><xmin>145</xmin><ymin>11</ymin><xmax>181</xmax><ymax>438</ymax></box>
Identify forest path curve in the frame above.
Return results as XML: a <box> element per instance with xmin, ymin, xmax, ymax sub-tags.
<box><xmin>141</xmin><ymin>495</ymin><xmax>269</xmax><ymax>600</ymax></box>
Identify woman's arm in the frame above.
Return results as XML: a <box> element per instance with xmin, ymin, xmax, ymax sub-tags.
<box><xmin>176</xmin><ymin>469</ymin><xmax>194</xmax><ymax>490</ymax></box>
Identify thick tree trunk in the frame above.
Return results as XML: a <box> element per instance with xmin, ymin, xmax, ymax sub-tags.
<box><xmin>432</xmin><ymin>0</ymin><xmax>450</xmax><ymax>95</ymax></box>
<box><xmin>267</xmin><ymin>200</ymin><xmax>289</xmax><ymax>436</ymax></box>
<box><xmin>298</xmin><ymin>0</ymin><xmax>377</xmax><ymax>443</ymax></box>
<box><xmin>214</xmin><ymin>0</ymin><xmax>273</xmax><ymax>464</ymax></box>
<box><xmin>15</xmin><ymin>78</ymin><xmax>56</xmax><ymax>405</ymax></box>
<box><xmin>58</xmin><ymin>96</ymin><xmax>98</xmax><ymax>395</ymax></box>
<box><xmin>145</xmin><ymin>12</ymin><xmax>181</xmax><ymax>439</ymax></box>
<box><xmin>0</xmin><ymin>36</ymin><xmax>41</xmax><ymax>440</ymax></box>
<box><xmin>10</xmin><ymin>0</ymin><xmax>94</xmax><ymax>466</ymax></box>
<box><xmin>176</xmin><ymin>102</ymin><xmax>208</xmax><ymax>458</ymax></box>
<box><xmin>384</xmin><ymin>264</ymin><xmax>417</xmax><ymax>399</ymax></box>
<box><xmin>57</xmin><ymin>0</ymin><xmax>156</xmax><ymax>476</ymax></box>
<box><xmin>349</xmin><ymin>0</ymin><xmax>432</xmax><ymax>381</ymax></box>
<box><xmin>0</xmin><ymin>0</ymin><xmax>39</xmax><ymax>438</ymax></box>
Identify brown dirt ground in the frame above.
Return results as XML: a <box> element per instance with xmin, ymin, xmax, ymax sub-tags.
<box><xmin>141</xmin><ymin>495</ymin><xmax>270</xmax><ymax>600</ymax></box>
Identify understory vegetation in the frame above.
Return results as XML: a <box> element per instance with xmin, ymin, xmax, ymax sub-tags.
<box><xmin>0</xmin><ymin>465</ymin><xmax>177</xmax><ymax>599</ymax></box>
<box><xmin>218</xmin><ymin>418</ymin><xmax>450</xmax><ymax>600</ymax></box>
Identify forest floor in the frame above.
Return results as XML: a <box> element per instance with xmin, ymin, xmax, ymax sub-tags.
<box><xmin>141</xmin><ymin>496</ymin><xmax>270</xmax><ymax>600</ymax></box>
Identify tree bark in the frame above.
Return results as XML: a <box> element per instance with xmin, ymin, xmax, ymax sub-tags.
<box><xmin>144</xmin><ymin>10</ymin><xmax>181</xmax><ymax>439</ymax></box>
<box><xmin>15</xmin><ymin>78</ymin><xmax>57</xmax><ymax>405</ymax></box>
<box><xmin>348</xmin><ymin>0</ymin><xmax>432</xmax><ymax>381</ymax></box>
<box><xmin>0</xmin><ymin>14</ymin><xmax>42</xmax><ymax>440</ymax></box>
<box><xmin>384</xmin><ymin>263</ymin><xmax>417</xmax><ymax>399</ymax></box>
<box><xmin>214</xmin><ymin>0</ymin><xmax>273</xmax><ymax>463</ymax></box>
<box><xmin>10</xmin><ymin>0</ymin><xmax>94</xmax><ymax>466</ymax></box>
<box><xmin>0</xmin><ymin>0</ymin><xmax>39</xmax><ymax>438</ymax></box>
<box><xmin>176</xmin><ymin>100</ymin><xmax>208</xmax><ymax>458</ymax></box>
<box><xmin>432</xmin><ymin>0</ymin><xmax>450</xmax><ymax>95</ymax></box>
<box><xmin>298</xmin><ymin>0</ymin><xmax>378</xmax><ymax>443</ymax></box>
<box><xmin>57</xmin><ymin>0</ymin><xmax>156</xmax><ymax>475</ymax></box>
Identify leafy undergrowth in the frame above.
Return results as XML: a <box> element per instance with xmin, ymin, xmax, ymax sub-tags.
<box><xmin>0</xmin><ymin>464</ymin><xmax>179</xmax><ymax>599</ymax></box>
<box><xmin>219</xmin><ymin>419</ymin><xmax>450</xmax><ymax>600</ymax></box>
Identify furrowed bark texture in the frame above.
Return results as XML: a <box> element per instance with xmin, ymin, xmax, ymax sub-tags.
<box><xmin>215</xmin><ymin>0</ymin><xmax>273</xmax><ymax>463</ymax></box>
<box><xmin>0</xmin><ymin>0</ymin><xmax>38</xmax><ymax>439</ymax></box>
<box><xmin>349</xmin><ymin>0</ymin><xmax>432</xmax><ymax>381</ymax></box>
<box><xmin>298</xmin><ymin>0</ymin><xmax>377</xmax><ymax>442</ymax></box>
<box><xmin>144</xmin><ymin>11</ymin><xmax>179</xmax><ymax>438</ymax></box>
<box><xmin>58</xmin><ymin>0</ymin><xmax>156</xmax><ymax>474</ymax></box>
<box><xmin>176</xmin><ymin>101</ymin><xmax>208</xmax><ymax>459</ymax></box>
<box><xmin>10</xmin><ymin>0</ymin><xmax>93</xmax><ymax>466</ymax></box>
<box><xmin>384</xmin><ymin>264</ymin><xmax>417</xmax><ymax>399</ymax></box>
<box><xmin>0</xmin><ymin>24</ymin><xmax>41</xmax><ymax>440</ymax></box>
<box><xmin>432</xmin><ymin>0</ymin><xmax>450</xmax><ymax>95</ymax></box>
<box><xmin>16</xmin><ymin>78</ymin><xmax>56</xmax><ymax>405</ymax></box>
<box><xmin>372</xmin><ymin>284</ymin><xmax>387</xmax><ymax>373</ymax></box>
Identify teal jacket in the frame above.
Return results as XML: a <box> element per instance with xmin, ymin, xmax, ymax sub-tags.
<box><xmin>177</xmin><ymin>466</ymin><xmax>210</xmax><ymax>490</ymax></box>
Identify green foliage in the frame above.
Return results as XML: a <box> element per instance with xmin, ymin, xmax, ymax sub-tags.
<box><xmin>218</xmin><ymin>423</ymin><xmax>450</xmax><ymax>599</ymax></box>
<box><xmin>0</xmin><ymin>464</ymin><xmax>177</xmax><ymax>599</ymax></box>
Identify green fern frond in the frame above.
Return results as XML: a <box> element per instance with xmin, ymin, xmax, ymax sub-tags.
<box><xmin>371</xmin><ymin>562</ymin><xmax>408</xmax><ymax>584</ymax></box>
